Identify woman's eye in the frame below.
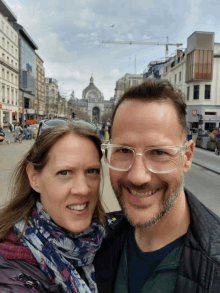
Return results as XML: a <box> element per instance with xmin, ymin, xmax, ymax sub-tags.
<box><xmin>88</xmin><ymin>169</ymin><xmax>100</xmax><ymax>174</ymax></box>
<box><xmin>59</xmin><ymin>170</ymin><xmax>68</xmax><ymax>176</ymax></box>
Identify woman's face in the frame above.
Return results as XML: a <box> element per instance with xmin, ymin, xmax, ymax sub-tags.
<box><xmin>31</xmin><ymin>134</ymin><xmax>101</xmax><ymax>234</ymax></box>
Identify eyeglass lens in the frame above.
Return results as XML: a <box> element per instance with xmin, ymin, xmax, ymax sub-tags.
<box><xmin>105</xmin><ymin>146</ymin><xmax>182</xmax><ymax>172</ymax></box>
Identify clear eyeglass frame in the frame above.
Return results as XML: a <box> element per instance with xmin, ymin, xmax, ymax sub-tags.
<box><xmin>101</xmin><ymin>141</ymin><xmax>188</xmax><ymax>174</ymax></box>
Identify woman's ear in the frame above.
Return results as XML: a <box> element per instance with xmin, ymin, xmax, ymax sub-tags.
<box><xmin>26</xmin><ymin>164</ymin><xmax>40</xmax><ymax>193</ymax></box>
<box><xmin>183</xmin><ymin>140</ymin><xmax>194</xmax><ymax>174</ymax></box>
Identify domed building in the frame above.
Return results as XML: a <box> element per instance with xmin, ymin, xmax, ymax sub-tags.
<box><xmin>70</xmin><ymin>76</ymin><xmax>114</xmax><ymax>123</ymax></box>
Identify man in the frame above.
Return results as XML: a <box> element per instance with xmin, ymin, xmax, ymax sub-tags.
<box><xmin>94</xmin><ymin>79</ymin><xmax>220</xmax><ymax>292</ymax></box>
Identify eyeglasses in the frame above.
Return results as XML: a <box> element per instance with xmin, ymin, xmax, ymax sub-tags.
<box><xmin>102</xmin><ymin>142</ymin><xmax>188</xmax><ymax>173</ymax></box>
<box><xmin>36</xmin><ymin>119</ymin><xmax>97</xmax><ymax>139</ymax></box>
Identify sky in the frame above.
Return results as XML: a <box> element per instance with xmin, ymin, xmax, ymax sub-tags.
<box><xmin>4</xmin><ymin>0</ymin><xmax>220</xmax><ymax>100</ymax></box>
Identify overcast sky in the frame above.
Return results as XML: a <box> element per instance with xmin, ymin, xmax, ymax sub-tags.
<box><xmin>5</xmin><ymin>0</ymin><xmax>220</xmax><ymax>100</ymax></box>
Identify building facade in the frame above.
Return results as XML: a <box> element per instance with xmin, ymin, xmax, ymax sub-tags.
<box><xmin>13</xmin><ymin>22</ymin><xmax>38</xmax><ymax>124</ymax></box>
<box><xmin>144</xmin><ymin>31</ymin><xmax>220</xmax><ymax>131</ymax></box>
<box><xmin>114</xmin><ymin>73</ymin><xmax>143</xmax><ymax>105</ymax></box>
<box><xmin>0</xmin><ymin>0</ymin><xmax>19</xmax><ymax>127</ymax></box>
<box><xmin>35</xmin><ymin>53</ymin><xmax>45</xmax><ymax>121</ymax></box>
<box><xmin>45</xmin><ymin>77</ymin><xmax>59</xmax><ymax>118</ymax></box>
<box><xmin>70</xmin><ymin>77</ymin><xmax>114</xmax><ymax>123</ymax></box>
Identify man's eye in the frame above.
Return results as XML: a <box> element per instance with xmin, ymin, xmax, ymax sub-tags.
<box><xmin>88</xmin><ymin>169</ymin><xmax>100</xmax><ymax>174</ymax></box>
<box><xmin>118</xmin><ymin>148</ymin><xmax>132</xmax><ymax>154</ymax></box>
<box><xmin>59</xmin><ymin>171</ymin><xmax>68</xmax><ymax>176</ymax></box>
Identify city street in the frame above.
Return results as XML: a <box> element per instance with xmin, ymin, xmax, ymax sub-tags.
<box><xmin>0</xmin><ymin>139</ymin><xmax>220</xmax><ymax>215</ymax></box>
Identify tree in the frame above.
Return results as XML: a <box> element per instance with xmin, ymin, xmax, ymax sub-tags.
<box><xmin>101</xmin><ymin>111</ymin><xmax>113</xmax><ymax>123</ymax></box>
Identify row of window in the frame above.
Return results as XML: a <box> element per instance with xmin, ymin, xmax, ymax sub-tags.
<box><xmin>1</xmin><ymin>21</ymin><xmax>17</xmax><ymax>44</ymax></box>
<box><xmin>1</xmin><ymin>68</ymin><xmax>18</xmax><ymax>84</ymax></box>
<box><xmin>1</xmin><ymin>85</ymin><xmax>18</xmax><ymax>105</ymax></box>
<box><xmin>187</xmin><ymin>85</ymin><xmax>211</xmax><ymax>100</ymax></box>
<box><xmin>175</xmin><ymin>72</ymin><xmax>182</xmax><ymax>83</ymax></box>
<box><xmin>1</xmin><ymin>37</ymin><xmax>18</xmax><ymax>57</ymax></box>
<box><xmin>2</xmin><ymin>53</ymin><xmax>18</xmax><ymax>68</ymax></box>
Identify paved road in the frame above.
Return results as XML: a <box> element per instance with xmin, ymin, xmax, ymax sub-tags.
<box><xmin>0</xmin><ymin>142</ymin><xmax>219</xmax><ymax>215</ymax></box>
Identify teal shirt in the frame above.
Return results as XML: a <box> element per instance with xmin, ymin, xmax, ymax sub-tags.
<box><xmin>114</xmin><ymin>230</ymin><xmax>184</xmax><ymax>293</ymax></box>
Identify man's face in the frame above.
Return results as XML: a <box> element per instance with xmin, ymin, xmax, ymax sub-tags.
<box><xmin>110</xmin><ymin>100</ymin><xmax>193</xmax><ymax>228</ymax></box>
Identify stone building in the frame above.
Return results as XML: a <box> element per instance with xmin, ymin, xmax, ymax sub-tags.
<box><xmin>45</xmin><ymin>77</ymin><xmax>58</xmax><ymax>118</ymax></box>
<box><xmin>161</xmin><ymin>31</ymin><xmax>220</xmax><ymax>131</ymax></box>
<box><xmin>35</xmin><ymin>53</ymin><xmax>45</xmax><ymax>121</ymax></box>
<box><xmin>114</xmin><ymin>73</ymin><xmax>143</xmax><ymax>105</ymax></box>
<box><xmin>0</xmin><ymin>0</ymin><xmax>19</xmax><ymax>127</ymax></box>
<box><xmin>70</xmin><ymin>76</ymin><xmax>114</xmax><ymax>123</ymax></box>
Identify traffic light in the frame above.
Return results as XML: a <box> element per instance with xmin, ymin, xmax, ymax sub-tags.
<box><xmin>72</xmin><ymin>112</ymin><xmax>76</xmax><ymax>119</ymax></box>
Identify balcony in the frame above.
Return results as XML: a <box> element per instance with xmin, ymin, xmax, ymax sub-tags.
<box><xmin>0</xmin><ymin>57</ymin><xmax>19</xmax><ymax>73</ymax></box>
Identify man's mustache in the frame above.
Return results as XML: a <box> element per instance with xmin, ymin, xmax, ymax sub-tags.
<box><xmin>117</xmin><ymin>179</ymin><xmax>168</xmax><ymax>192</ymax></box>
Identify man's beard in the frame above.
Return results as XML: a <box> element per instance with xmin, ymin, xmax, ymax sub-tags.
<box><xmin>111</xmin><ymin>174</ymin><xmax>184</xmax><ymax>228</ymax></box>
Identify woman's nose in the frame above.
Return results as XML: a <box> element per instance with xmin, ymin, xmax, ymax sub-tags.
<box><xmin>71</xmin><ymin>175</ymin><xmax>91</xmax><ymax>196</ymax></box>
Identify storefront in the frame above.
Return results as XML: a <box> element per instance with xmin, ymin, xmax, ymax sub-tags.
<box><xmin>0</xmin><ymin>103</ymin><xmax>16</xmax><ymax>127</ymax></box>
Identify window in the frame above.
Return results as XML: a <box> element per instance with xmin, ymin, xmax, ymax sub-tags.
<box><xmin>2</xmin><ymin>68</ymin><xmax>5</xmax><ymax>79</ymax></box>
<box><xmin>179</xmin><ymin>71</ymin><xmax>181</xmax><ymax>82</ymax></box>
<box><xmin>15</xmin><ymin>35</ymin><xmax>17</xmax><ymax>43</ymax></box>
<box><xmin>15</xmin><ymin>62</ymin><xmax>17</xmax><ymax>68</ymax></box>
<box><xmin>1</xmin><ymin>22</ymin><xmax>4</xmax><ymax>31</ymax></box>
<box><xmin>11</xmin><ymin>74</ymin><xmax>13</xmax><ymax>83</ymax></box>
<box><xmin>7</xmin><ymin>41</ymin><xmax>9</xmax><ymax>50</ymax></box>
<box><xmin>2</xmin><ymin>53</ymin><xmax>4</xmax><ymax>59</ymax></box>
<box><xmin>7</xmin><ymin>56</ymin><xmax>9</xmax><ymax>63</ymax></box>
<box><xmin>7</xmin><ymin>71</ymin><xmax>9</xmax><ymax>81</ymax></box>
<box><xmin>15</xmin><ymin>76</ymin><xmax>17</xmax><ymax>84</ymax></box>
<box><xmin>187</xmin><ymin>86</ymin><xmax>190</xmax><ymax>100</ymax></box>
<box><xmin>175</xmin><ymin>74</ymin><xmax>177</xmax><ymax>84</ymax></box>
<box><xmin>11</xmin><ymin>60</ymin><xmax>13</xmax><ymax>66</ymax></box>
<box><xmin>11</xmin><ymin>45</ymin><xmax>13</xmax><ymax>55</ymax></box>
<box><xmin>205</xmin><ymin>85</ymin><xmax>211</xmax><ymax>99</ymax></box>
<box><xmin>6</xmin><ymin>27</ymin><xmax>8</xmax><ymax>35</ymax></box>
<box><xmin>2</xmin><ymin>37</ymin><xmax>5</xmax><ymax>47</ymax></box>
<box><xmin>11</xmin><ymin>31</ymin><xmax>13</xmax><ymax>39</ymax></box>
<box><xmin>15</xmin><ymin>49</ymin><xmax>17</xmax><ymax>57</ymax></box>
<box><xmin>193</xmin><ymin>85</ymin><xmax>200</xmax><ymax>100</ymax></box>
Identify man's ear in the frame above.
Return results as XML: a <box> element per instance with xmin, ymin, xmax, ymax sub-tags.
<box><xmin>183</xmin><ymin>140</ymin><xmax>194</xmax><ymax>174</ymax></box>
<box><xmin>26</xmin><ymin>164</ymin><xmax>40</xmax><ymax>193</ymax></box>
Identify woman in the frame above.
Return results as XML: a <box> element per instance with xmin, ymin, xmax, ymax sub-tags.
<box><xmin>0</xmin><ymin>121</ymin><xmax>106</xmax><ymax>293</ymax></box>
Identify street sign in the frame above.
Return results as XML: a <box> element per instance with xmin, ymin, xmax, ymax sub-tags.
<box><xmin>192</xmin><ymin>110</ymin><xmax>197</xmax><ymax>117</ymax></box>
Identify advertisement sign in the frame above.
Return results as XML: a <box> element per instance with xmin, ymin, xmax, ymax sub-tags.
<box><xmin>192</xmin><ymin>109</ymin><xmax>197</xmax><ymax>117</ymax></box>
<box><xmin>26</xmin><ymin>63</ymin><xmax>32</xmax><ymax>73</ymax></box>
<box><xmin>0</xmin><ymin>103</ymin><xmax>12</xmax><ymax>111</ymax></box>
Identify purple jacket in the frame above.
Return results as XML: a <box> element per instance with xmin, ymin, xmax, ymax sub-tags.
<box><xmin>0</xmin><ymin>253</ymin><xmax>64</xmax><ymax>293</ymax></box>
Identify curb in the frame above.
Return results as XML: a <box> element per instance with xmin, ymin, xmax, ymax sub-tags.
<box><xmin>192</xmin><ymin>161</ymin><xmax>220</xmax><ymax>175</ymax></box>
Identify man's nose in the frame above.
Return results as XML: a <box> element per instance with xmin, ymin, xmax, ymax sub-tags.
<box><xmin>127</xmin><ymin>154</ymin><xmax>152</xmax><ymax>186</ymax></box>
<box><xmin>71</xmin><ymin>175</ymin><xmax>91</xmax><ymax>196</ymax></box>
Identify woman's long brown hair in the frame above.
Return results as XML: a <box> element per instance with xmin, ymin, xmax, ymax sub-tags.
<box><xmin>0</xmin><ymin>121</ymin><xmax>106</xmax><ymax>239</ymax></box>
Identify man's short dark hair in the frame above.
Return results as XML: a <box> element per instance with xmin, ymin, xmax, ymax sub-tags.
<box><xmin>112</xmin><ymin>79</ymin><xmax>187</xmax><ymax>138</ymax></box>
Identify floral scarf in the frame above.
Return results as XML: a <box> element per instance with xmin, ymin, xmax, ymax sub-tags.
<box><xmin>14</xmin><ymin>201</ymin><xmax>106</xmax><ymax>293</ymax></box>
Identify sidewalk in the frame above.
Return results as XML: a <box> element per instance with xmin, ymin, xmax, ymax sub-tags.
<box><xmin>193</xmin><ymin>146</ymin><xmax>220</xmax><ymax>174</ymax></box>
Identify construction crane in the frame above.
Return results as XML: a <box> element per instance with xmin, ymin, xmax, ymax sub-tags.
<box><xmin>102</xmin><ymin>37</ymin><xmax>182</xmax><ymax>60</ymax></box>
